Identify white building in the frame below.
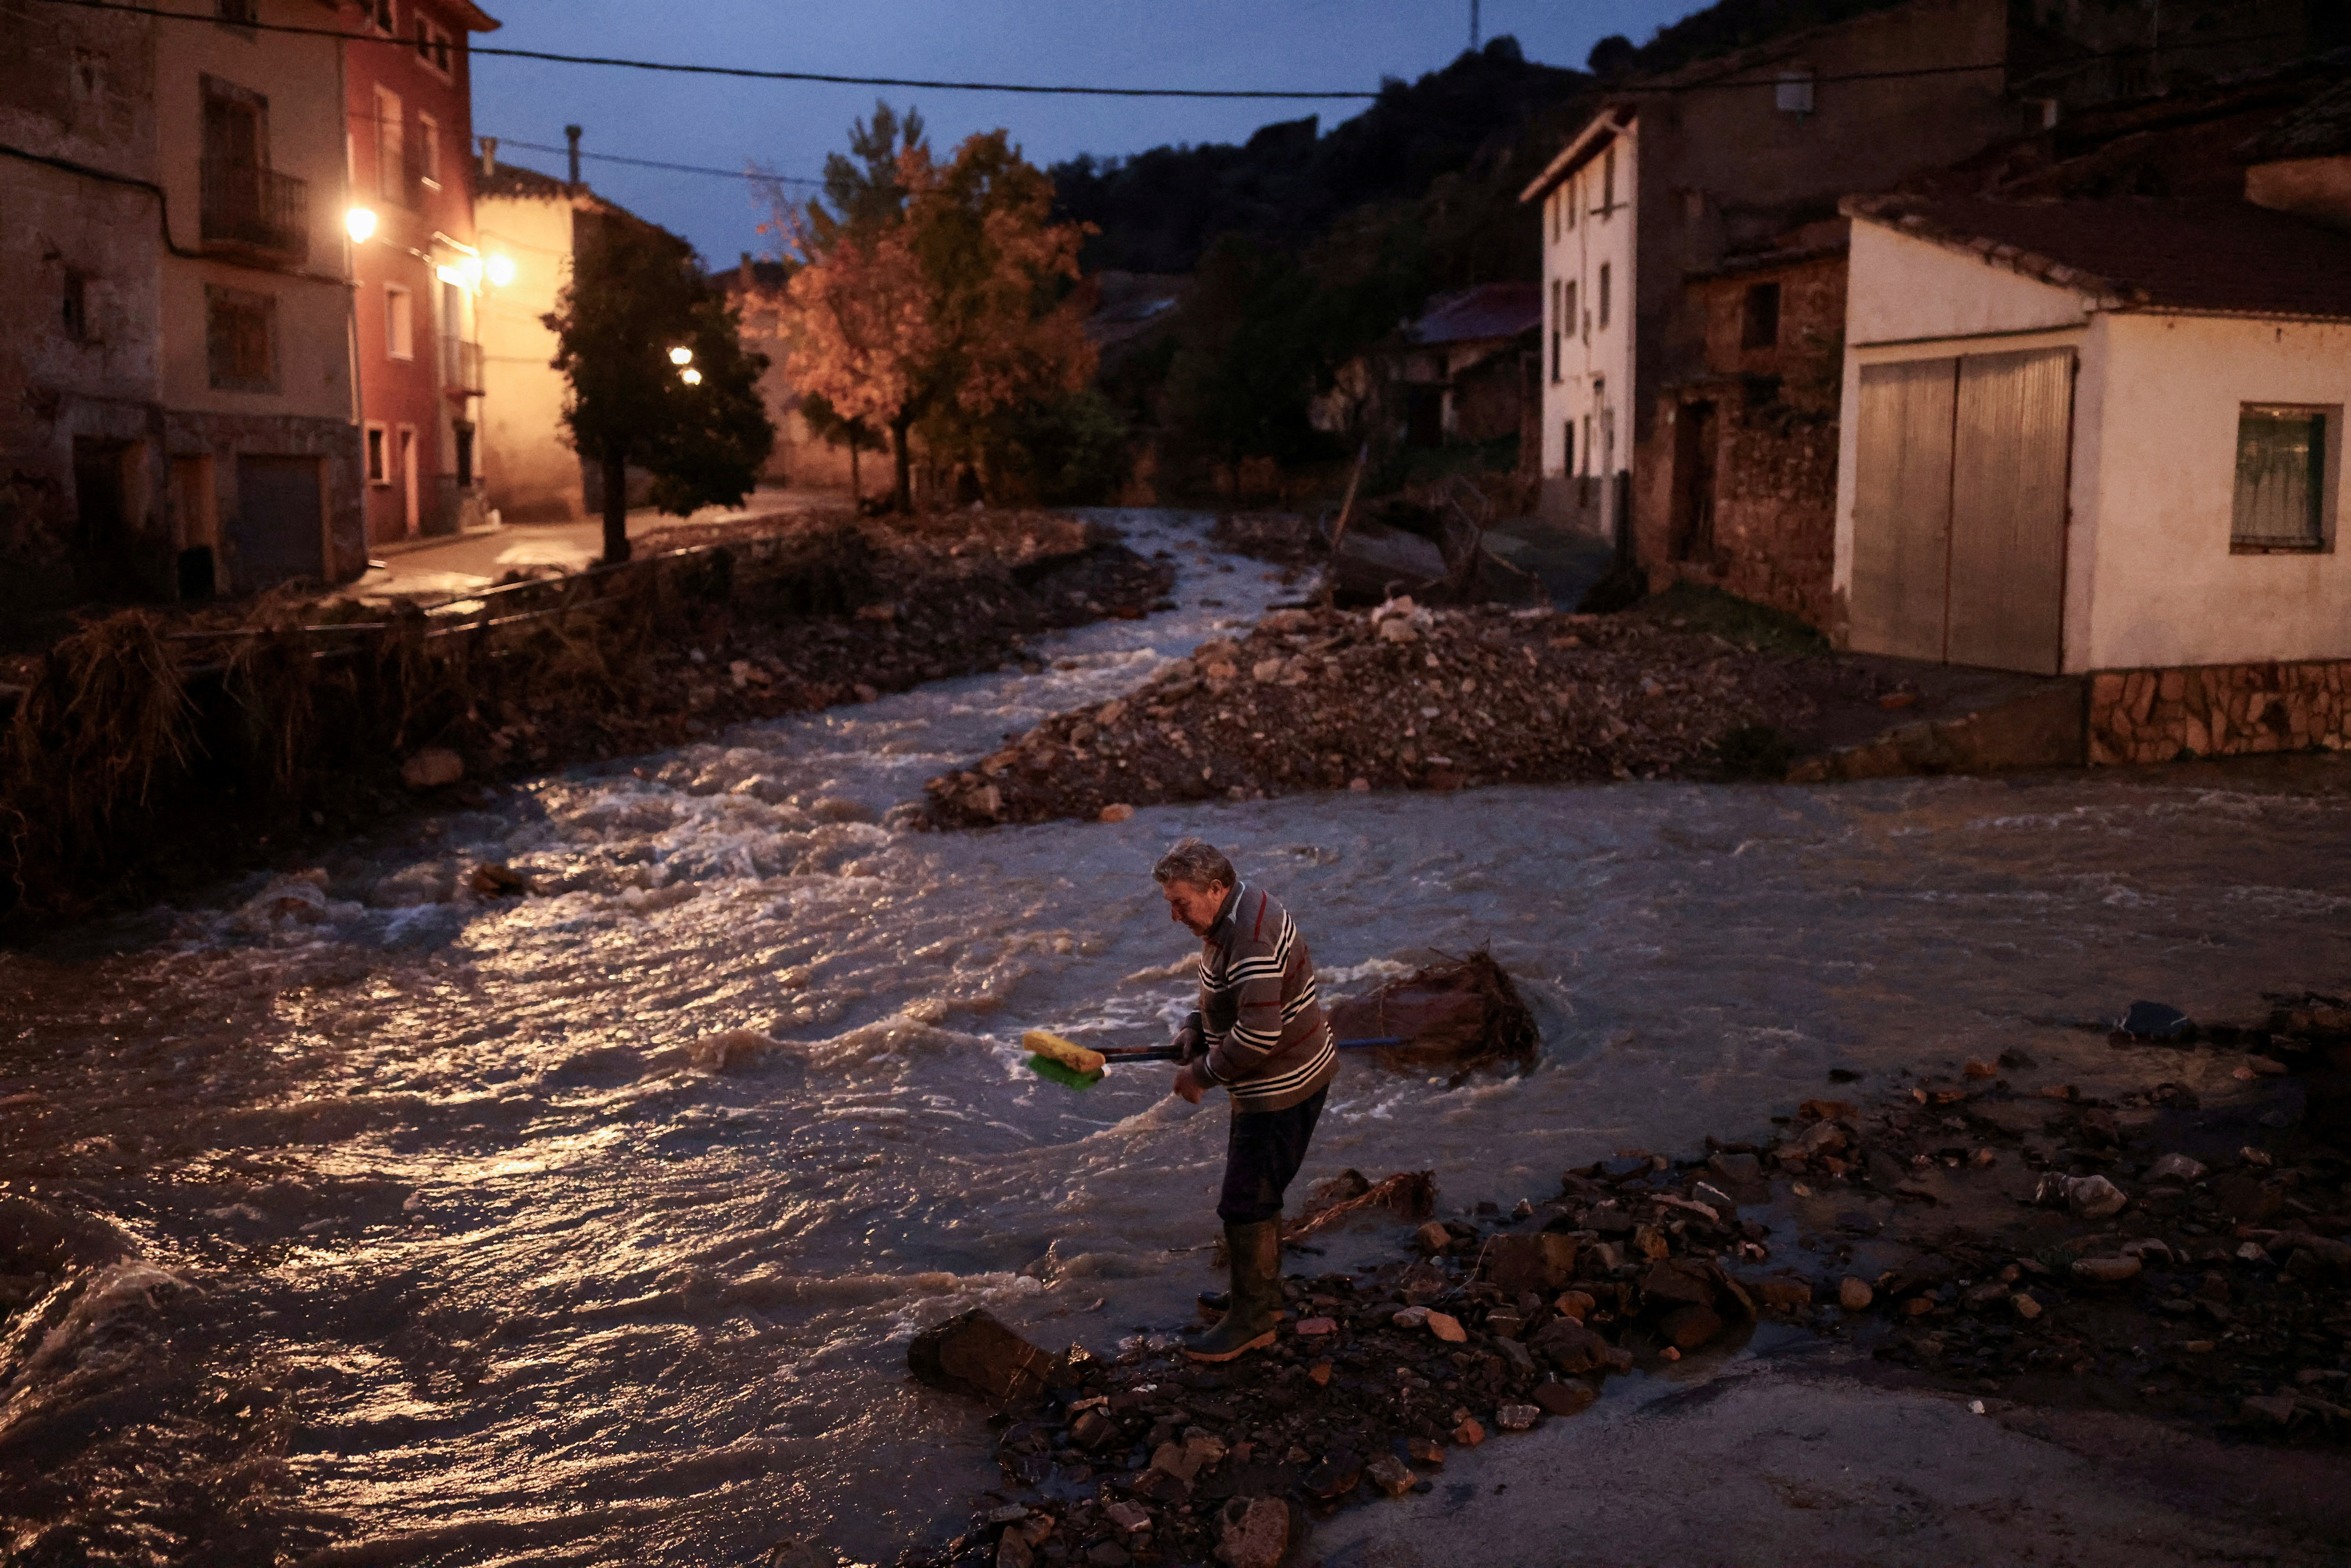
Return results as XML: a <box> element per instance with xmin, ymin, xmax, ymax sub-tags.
<box><xmin>1519</xmin><ymin>108</ymin><xmax>1636</xmax><ymax>545</ymax></box>
<box><xmin>1835</xmin><ymin>188</ymin><xmax>2351</xmax><ymax>759</ymax></box>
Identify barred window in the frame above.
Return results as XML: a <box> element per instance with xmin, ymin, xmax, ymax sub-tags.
<box><xmin>206</xmin><ymin>285</ymin><xmax>275</xmax><ymax>392</ymax></box>
<box><xmin>2232</xmin><ymin>406</ymin><xmax>2331</xmax><ymax>552</ymax></box>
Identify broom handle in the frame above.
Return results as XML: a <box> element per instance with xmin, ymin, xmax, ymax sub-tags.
<box><xmin>1094</xmin><ymin>1036</ymin><xmax>1403</xmax><ymax>1063</ymax></box>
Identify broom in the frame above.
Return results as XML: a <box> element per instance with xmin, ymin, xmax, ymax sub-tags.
<box><xmin>1022</xmin><ymin>1029</ymin><xmax>1403</xmax><ymax>1091</ymax></box>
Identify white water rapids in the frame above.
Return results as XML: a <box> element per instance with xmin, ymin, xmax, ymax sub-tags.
<box><xmin>2</xmin><ymin>510</ymin><xmax>2348</xmax><ymax>1565</ymax></box>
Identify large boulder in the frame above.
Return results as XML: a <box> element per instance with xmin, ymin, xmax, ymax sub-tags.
<box><xmin>1217</xmin><ymin>1496</ymin><xmax>1293</xmax><ymax>1568</ymax></box>
<box><xmin>1482</xmin><ymin>1233</ymin><xmax>1578</xmax><ymax>1295</ymax></box>
<box><xmin>1527</xmin><ymin>1315</ymin><xmax>1610</xmax><ymax>1374</ymax></box>
<box><xmin>906</xmin><ymin>1308</ymin><xmax>1066</xmax><ymax>1411</ymax></box>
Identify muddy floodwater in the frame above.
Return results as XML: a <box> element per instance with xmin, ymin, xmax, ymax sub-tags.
<box><xmin>4</xmin><ymin>511</ymin><xmax>2349</xmax><ymax>1566</ymax></box>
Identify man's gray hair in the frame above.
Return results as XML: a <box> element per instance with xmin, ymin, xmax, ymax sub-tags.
<box><xmin>1152</xmin><ymin>837</ymin><xmax>1235</xmax><ymax>891</ymax></box>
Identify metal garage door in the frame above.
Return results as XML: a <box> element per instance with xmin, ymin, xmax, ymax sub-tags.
<box><xmin>1947</xmin><ymin>349</ymin><xmax>2072</xmax><ymax>674</ymax></box>
<box><xmin>230</xmin><ymin>455</ymin><xmax>324</xmax><ymax>590</ymax></box>
<box><xmin>1851</xmin><ymin>358</ymin><xmax>1956</xmax><ymax>662</ymax></box>
<box><xmin>1849</xmin><ymin>348</ymin><xmax>2074</xmax><ymax>674</ymax></box>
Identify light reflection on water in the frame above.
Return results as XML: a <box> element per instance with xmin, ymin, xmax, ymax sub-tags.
<box><xmin>2</xmin><ymin>510</ymin><xmax>2348</xmax><ymax>1564</ymax></box>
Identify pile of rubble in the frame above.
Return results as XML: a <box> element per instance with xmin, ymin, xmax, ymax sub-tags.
<box><xmin>926</xmin><ymin>600</ymin><xmax>1886</xmax><ymax>827</ymax></box>
<box><xmin>888</xmin><ymin>997</ymin><xmax>2347</xmax><ymax>1568</ymax></box>
<box><xmin>906</xmin><ymin>1162</ymin><xmax>1779</xmax><ymax>1568</ymax></box>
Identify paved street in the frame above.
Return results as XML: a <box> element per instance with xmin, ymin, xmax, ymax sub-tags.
<box><xmin>349</xmin><ymin>485</ymin><xmax>848</xmax><ymax>600</ymax></box>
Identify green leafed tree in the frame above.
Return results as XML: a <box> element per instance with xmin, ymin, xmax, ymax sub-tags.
<box><xmin>543</xmin><ymin>209</ymin><xmax>775</xmax><ymax>563</ymax></box>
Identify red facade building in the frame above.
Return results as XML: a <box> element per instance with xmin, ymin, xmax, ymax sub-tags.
<box><xmin>342</xmin><ymin>0</ymin><xmax>498</xmax><ymax>543</ymax></box>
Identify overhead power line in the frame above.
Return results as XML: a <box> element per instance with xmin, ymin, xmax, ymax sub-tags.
<box><xmin>27</xmin><ymin>0</ymin><xmax>2309</xmax><ymax>114</ymax></box>
<box><xmin>488</xmin><ymin>136</ymin><xmax>823</xmax><ymax>187</ymax></box>
<box><xmin>29</xmin><ymin>0</ymin><xmax>1381</xmax><ymax>98</ymax></box>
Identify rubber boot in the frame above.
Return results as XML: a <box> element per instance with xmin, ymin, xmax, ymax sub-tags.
<box><xmin>1185</xmin><ymin>1220</ymin><xmax>1281</xmax><ymax>1362</ymax></box>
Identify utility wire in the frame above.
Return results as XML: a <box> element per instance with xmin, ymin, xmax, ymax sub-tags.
<box><xmin>30</xmin><ymin>0</ymin><xmax>2304</xmax><ymax>103</ymax></box>
<box><xmin>342</xmin><ymin>109</ymin><xmax>827</xmax><ymax>187</ymax></box>
<box><xmin>28</xmin><ymin>0</ymin><xmax>1381</xmax><ymax>98</ymax></box>
<box><xmin>491</xmin><ymin>137</ymin><xmax>824</xmax><ymax>187</ymax></box>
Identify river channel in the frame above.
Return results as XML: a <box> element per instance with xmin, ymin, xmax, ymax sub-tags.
<box><xmin>2</xmin><ymin>509</ymin><xmax>2347</xmax><ymax>1566</ymax></box>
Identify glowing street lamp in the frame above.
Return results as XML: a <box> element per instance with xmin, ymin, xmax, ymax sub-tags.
<box><xmin>668</xmin><ymin>346</ymin><xmax>694</xmax><ymax>366</ymax></box>
<box><xmin>485</xmin><ymin>253</ymin><xmax>516</xmax><ymax>288</ymax></box>
<box><xmin>345</xmin><ymin>206</ymin><xmax>378</xmax><ymax>243</ymax></box>
<box><xmin>679</xmin><ymin>367</ymin><xmax>703</xmax><ymax>386</ymax></box>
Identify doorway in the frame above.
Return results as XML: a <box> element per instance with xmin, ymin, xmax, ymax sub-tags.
<box><xmin>397</xmin><ymin>424</ymin><xmax>419</xmax><ymax>535</ymax></box>
<box><xmin>230</xmin><ymin>454</ymin><xmax>324</xmax><ymax>588</ymax></box>
<box><xmin>71</xmin><ymin>437</ymin><xmax>152</xmax><ymax>601</ymax></box>
<box><xmin>1670</xmin><ymin>400</ymin><xmax>1718</xmax><ymax>564</ymax></box>
<box><xmin>172</xmin><ymin>454</ymin><xmax>218</xmax><ymax>600</ymax></box>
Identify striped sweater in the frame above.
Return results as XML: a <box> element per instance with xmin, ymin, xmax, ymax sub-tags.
<box><xmin>1194</xmin><ymin>882</ymin><xmax>1337</xmax><ymax>1112</ymax></box>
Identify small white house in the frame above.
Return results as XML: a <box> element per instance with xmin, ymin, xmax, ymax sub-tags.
<box><xmin>1836</xmin><ymin>195</ymin><xmax>2351</xmax><ymax>669</ymax></box>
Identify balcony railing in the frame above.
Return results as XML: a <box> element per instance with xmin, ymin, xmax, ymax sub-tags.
<box><xmin>200</xmin><ymin>158</ymin><xmax>309</xmax><ymax>262</ymax></box>
<box><xmin>440</xmin><ymin>335</ymin><xmax>484</xmax><ymax>394</ymax></box>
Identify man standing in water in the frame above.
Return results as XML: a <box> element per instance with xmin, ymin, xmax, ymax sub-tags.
<box><xmin>1156</xmin><ymin>838</ymin><xmax>1337</xmax><ymax>1362</ymax></box>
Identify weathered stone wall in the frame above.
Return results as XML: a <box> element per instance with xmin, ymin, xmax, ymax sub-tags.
<box><xmin>1641</xmin><ymin>249</ymin><xmax>1847</xmax><ymax>629</ymax></box>
<box><xmin>1706</xmin><ymin>400</ymin><xmax>1839</xmax><ymax>630</ymax></box>
<box><xmin>2088</xmin><ymin>661</ymin><xmax>2351</xmax><ymax>764</ymax></box>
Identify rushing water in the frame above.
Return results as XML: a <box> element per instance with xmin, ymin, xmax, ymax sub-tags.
<box><xmin>3</xmin><ymin>510</ymin><xmax>2349</xmax><ymax>1566</ymax></box>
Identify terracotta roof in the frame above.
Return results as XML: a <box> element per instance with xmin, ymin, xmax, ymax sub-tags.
<box><xmin>1409</xmin><ymin>282</ymin><xmax>1541</xmax><ymax>345</ymax></box>
<box><xmin>1844</xmin><ymin>194</ymin><xmax>2351</xmax><ymax>320</ymax></box>
<box><xmin>2240</xmin><ymin>72</ymin><xmax>2351</xmax><ymax>163</ymax></box>
<box><xmin>478</xmin><ymin>161</ymin><xmax>572</xmax><ymax>201</ymax></box>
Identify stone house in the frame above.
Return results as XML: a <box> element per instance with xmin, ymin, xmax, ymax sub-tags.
<box><xmin>344</xmin><ymin>0</ymin><xmax>500</xmax><ymax>546</ymax></box>
<box><xmin>1517</xmin><ymin>0</ymin><xmax>2316</xmax><ymax>624</ymax></box>
<box><xmin>1</xmin><ymin>0</ymin><xmax>369</xmax><ymax>612</ymax></box>
<box><xmin>1835</xmin><ymin>180</ymin><xmax>2351</xmax><ymax>759</ymax></box>
<box><xmin>1665</xmin><ymin>223</ymin><xmax>1846</xmax><ymax>627</ymax></box>
<box><xmin>1311</xmin><ymin>282</ymin><xmax>1540</xmax><ymax>453</ymax></box>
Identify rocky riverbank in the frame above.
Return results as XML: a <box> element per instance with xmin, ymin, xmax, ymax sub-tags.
<box><xmin>924</xmin><ymin>599</ymin><xmax>1896</xmax><ymax>827</ymax></box>
<box><xmin>888</xmin><ymin>996</ymin><xmax>2347</xmax><ymax>1568</ymax></box>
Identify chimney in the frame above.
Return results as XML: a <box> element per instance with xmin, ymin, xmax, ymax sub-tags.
<box><xmin>739</xmin><ymin>250</ymin><xmax>753</xmax><ymax>292</ymax></box>
<box><xmin>565</xmin><ymin>125</ymin><xmax>582</xmax><ymax>192</ymax></box>
<box><xmin>480</xmin><ymin>135</ymin><xmax>497</xmax><ymax>178</ymax></box>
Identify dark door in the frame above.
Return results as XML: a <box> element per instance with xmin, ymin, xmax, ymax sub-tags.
<box><xmin>71</xmin><ymin>437</ymin><xmax>136</xmax><ymax>601</ymax></box>
<box><xmin>1405</xmin><ymin>386</ymin><xmax>1443</xmax><ymax>448</ymax></box>
<box><xmin>230</xmin><ymin>455</ymin><xmax>323</xmax><ymax>589</ymax></box>
<box><xmin>1670</xmin><ymin>401</ymin><xmax>1717</xmax><ymax>563</ymax></box>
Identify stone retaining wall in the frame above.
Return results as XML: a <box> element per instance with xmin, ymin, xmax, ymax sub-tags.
<box><xmin>2088</xmin><ymin>660</ymin><xmax>2351</xmax><ymax>765</ymax></box>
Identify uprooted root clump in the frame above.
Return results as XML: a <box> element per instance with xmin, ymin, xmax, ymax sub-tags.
<box><xmin>0</xmin><ymin>509</ymin><xmax>1170</xmax><ymax>933</ymax></box>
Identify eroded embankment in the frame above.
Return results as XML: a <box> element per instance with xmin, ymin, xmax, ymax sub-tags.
<box><xmin>0</xmin><ymin>509</ymin><xmax>1169</xmax><ymax>931</ymax></box>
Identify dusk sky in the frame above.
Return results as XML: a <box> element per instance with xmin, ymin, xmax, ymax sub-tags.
<box><xmin>470</xmin><ymin>0</ymin><xmax>1706</xmax><ymax>265</ymax></box>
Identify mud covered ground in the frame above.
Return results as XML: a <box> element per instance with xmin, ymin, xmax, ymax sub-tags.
<box><xmin>904</xmin><ymin>1001</ymin><xmax>2349</xmax><ymax>1568</ymax></box>
<box><xmin>925</xmin><ymin>600</ymin><xmax>1896</xmax><ymax>827</ymax></box>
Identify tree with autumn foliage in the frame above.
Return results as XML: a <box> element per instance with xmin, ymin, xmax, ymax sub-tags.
<box><xmin>778</xmin><ymin>106</ymin><xmax>1096</xmax><ymax>512</ymax></box>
